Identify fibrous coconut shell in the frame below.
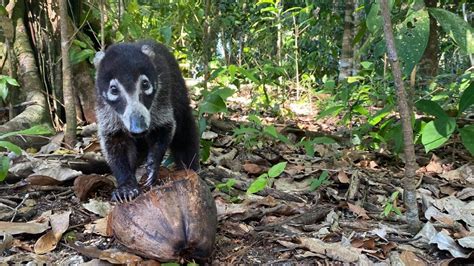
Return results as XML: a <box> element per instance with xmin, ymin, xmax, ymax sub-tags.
<box><xmin>108</xmin><ymin>169</ymin><xmax>217</xmax><ymax>263</ymax></box>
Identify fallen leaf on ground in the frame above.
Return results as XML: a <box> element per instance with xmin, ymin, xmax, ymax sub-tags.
<box><xmin>337</xmin><ymin>170</ymin><xmax>350</xmax><ymax>183</ymax></box>
<box><xmin>439</xmin><ymin>164</ymin><xmax>474</xmax><ymax>183</ymax></box>
<box><xmin>400</xmin><ymin>250</ymin><xmax>426</xmax><ymax>266</ymax></box>
<box><xmin>33</xmin><ymin>161</ymin><xmax>82</xmax><ymax>182</ymax></box>
<box><xmin>429</xmin><ymin>230</ymin><xmax>469</xmax><ymax>258</ymax></box>
<box><xmin>243</xmin><ymin>163</ymin><xmax>265</xmax><ymax>174</ymax></box>
<box><xmin>82</xmin><ymin>199</ymin><xmax>112</xmax><ymax>217</ymax></box>
<box><xmin>456</xmin><ymin>187</ymin><xmax>474</xmax><ymax>200</ymax></box>
<box><xmin>0</xmin><ymin>220</ymin><xmax>49</xmax><ymax>235</ymax></box>
<box><xmin>433</xmin><ymin>196</ymin><xmax>474</xmax><ymax>227</ymax></box>
<box><xmin>347</xmin><ymin>203</ymin><xmax>369</xmax><ymax>219</ymax></box>
<box><xmin>25</xmin><ymin>175</ymin><xmax>63</xmax><ymax>186</ymax></box>
<box><xmin>69</xmin><ymin>241</ymin><xmax>142</xmax><ymax>264</ymax></box>
<box><xmin>215</xmin><ymin>197</ymin><xmax>248</xmax><ymax>219</ymax></box>
<box><xmin>425</xmin><ymin>155</ymin><xmax>443</xmax><ymax>174</ymax></box>
<box><xmin>34</xmin><ymin>210</ymin><xmax>71</xmax><ymax>254</ymax></box>
<box><xmin>458</xmin><ymin>236</ymin><xmax>474</xmax><ymax>249</ymax></box>
<box><xmin>84</xmin><ymin>217</ymin><xmax>111</xmax><ymax>237</ymax></box>
<box><xmin>298</xmin><ymin>237</ymin><xmax>361</xmax><ymax>262</ymax></box>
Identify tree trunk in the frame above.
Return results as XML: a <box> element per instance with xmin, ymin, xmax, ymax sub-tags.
<box><xmin>202</xmin><ymin>0</ymin><xmax>211</xmax><ymax>90</ymax></box>
<box><xmin>380</xmin><ymin>0</ymin><xmax>421</xmax><ymax>234</ymax></box>
<box><xmin>351</xmin><ymin>0</ymin><xmax>361</xmax><ymax>76</ymax></box>
<box><xmin>59</xmin><ymin>0</ymin><xmax>77</xmax><ymax>147</ymax></box>
<box><xmin>418</xmin><ymin>0</ymin><xmax>439</xmax><ymax>81</ymax></box>
<box><xmin>338</xmin><ymin>0</ymin><xmax>354</xmax><ymax>81</ymax></box>
<box><xmin>0</xmin><ymin>0</ymin><xmax>50</xmax><ymax>148</ymax></box>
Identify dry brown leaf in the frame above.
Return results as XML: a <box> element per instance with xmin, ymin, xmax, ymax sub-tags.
<box><xmin>298</xmin><ymin>237</ymin><xmax>361</xmax><ymax>262</ymax></box>
<box><xmin>242</xmin><ymin>163</ymin><xmax>265</xmax><ymax>174</ymax></box>
<box><xmin>215</xmin><ymin>197</ymin><xmax>247</xmax><ymax>218</ymax></box>
<box><xmin>337</xmin><ymin>170</ymin><xmax>350</xmax><ymax>184</ymax></box>
<box><xmin>347</xmin><ymin>203</ymin><xmax>369</xmax><ymax>219</ymax></box>
<box><xmin>68</xmin><ymin>241</ymin><xmax>142</xmax><ymax>264</ymax></box>
<box><xmin>34</xmin><ymin>211</ymin><xmax>71</xmax><ymax>254</ymax></box>
<box><xmin>380</xmin><ymin>242</ymin><xmax>397</xmax><ymax>256</ymax></box>
<box><xmin>25</xmin><ymin>175</ymin><xmax>63</xmax><ymax>186</ymax></box>
<box><xmin>424</xmin><ymin>206</ymin><xmax>455</xmax><ymax>226</ymax></box>
<box><xmin>99</xmin><ymin>249</ymin><xmax>143</xmax><ymax>264</ymax></box>
<box><xmin>425</xmin><ymin>155</ymin><xmax>443</xmax><ymax>174</ymax></box>
<box><xmin>400</xmin><ymin>250</ymin><xmax>426</xmax><ymax>266</ymax></box>
<box><xmin>84</xmin><ymin>217</ymin><xmax>111</xmax><ymax>237</ymax></box>
<box><xmin>34</xmin><ymin>231</ymin><xmax>57</xmax><ymax>254</ymax></box>
<box><xmin>456</xmin><ymin>187</ymin><xmax>474</xmax><ymax>200</ymax></box>
<box><xmin>0</xmin><ymin>221</ymin><xmax>49</xmax><ymax>235</ymax></box>
<box><xmin>439</xmin><ymin>185</ymin><xmax>457</xmax><ymax>196</ymax></box>
<box><xmin>82</xmin><ymin>199</ymin><xmax>112</xmax><ymax>217</ymax></box>
<box><xmin>440</xmin><ymin>164</ymin><xmax>474</xmax><ymax>183</ymax></box>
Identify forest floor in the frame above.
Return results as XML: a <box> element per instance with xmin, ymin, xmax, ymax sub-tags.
<box><xmin>1</xmin><ymin>85</ymin><xmax>474</xmax><ymax>265</ymax></box>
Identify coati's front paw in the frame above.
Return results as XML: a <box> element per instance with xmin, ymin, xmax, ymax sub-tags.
<box><xmin>112</xmin><ymin>184</ymin><xmax>140</xmax><ymax>203</ymax></box>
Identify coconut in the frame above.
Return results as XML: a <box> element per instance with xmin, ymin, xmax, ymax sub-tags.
<box><xmin>108</xmin><ymin>169</ymin><xmax>217</xmax><ymax>263</ymax></box>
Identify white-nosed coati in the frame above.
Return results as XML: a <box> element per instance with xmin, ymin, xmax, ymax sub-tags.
<box><xmin>94</xmin><ymin>40</ymin><xmax>200</xmax><ymax>202</ymax></box>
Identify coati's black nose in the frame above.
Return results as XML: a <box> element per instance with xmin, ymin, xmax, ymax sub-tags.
<box><xmin>129</xmin><ymin>114</ymin><xmax>147</xmax><ymax>134</ymax></box>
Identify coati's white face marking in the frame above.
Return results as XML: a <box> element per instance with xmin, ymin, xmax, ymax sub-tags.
<box><xmin>104</xmin><ymin>79</ymin><xmax>120</xmax><ymax>102</ymax></box>
<box><xmin>139</xmin><ymin>75</ymin><xmax>154</xmax><ymax>95</ymax></box>
<box><xmin>103</xmin><ymin>77</ymin><xmax>153</xmax><ymax>134</ymax></box>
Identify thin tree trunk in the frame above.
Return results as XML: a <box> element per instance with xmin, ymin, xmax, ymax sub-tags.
<box><xmin>202</xmin><ymin>0</ymin><xmax>211</xmax><ymax>90</ymax></box>
<box><xmin>293</xmin><ymin>15</ymin><xmax>300</xmax><ymax>99</ymax></box>
<box><xmin>338</xmin><ymin>0</ymin><xmax>354</xmax><ymax>81</ymax></box>
<box><xmin>59</xmin><ymin>0</ymin><xmax>77</xmax><ymax>147</ymax></box>
<box><xmin>351</xmin><ymin>0</ymin><xmax>361</xmax><ymax>76</ymax></box>
<box><xmin>380</xmin><ymin>0</ymin><xmax>420</xmax><ymax>233</ymax></box>
<box><xmin>418</xmin><ymin>0</ymin><xmax>439</xmax><ymax>81</ymax></box>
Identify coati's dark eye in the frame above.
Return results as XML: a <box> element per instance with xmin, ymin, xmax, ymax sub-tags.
<box><xmin>110</xmin><ymin>85</ymin><xmax>119</xmax><ymax>95</ymax></box>
<box><xmin>141</xmin><ymin>80</ymin><xmax>150</xmax><ymax>90</ymax></box>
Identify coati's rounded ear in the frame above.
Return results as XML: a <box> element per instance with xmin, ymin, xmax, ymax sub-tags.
<box><xmin>141</xmin><ymin>45</ymin><xmax>155</xmax><ymax>59</ymax></box>
<box><xmin>93</xmin><ymin>51</ymin><xmax>105</xmax><ymax>69</ymax></box>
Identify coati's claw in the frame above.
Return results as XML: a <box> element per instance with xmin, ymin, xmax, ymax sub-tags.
<box><xmin>112</xmin><ymin>186</ymin><xmax>140</xmax><ymax>203</ymax></box>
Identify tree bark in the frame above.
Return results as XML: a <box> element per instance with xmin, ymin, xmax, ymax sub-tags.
<box><xmin>338</xmin><ymin>0</ymin><xmax>354</xmax><ymax>81</ymax></box>
<box><xmin>202</xmin><ymin>0</ymin><xmax>211</xmax><ymax>90</ymax></box>
<box><xmin>59</xmin><ymin>0</ymin><xmax>77</xmax><ymax>147</ymax></box>
<box><xmin>0</xmin><ymin>0</ymin><xmax>50</xmax><ymax>148</ymax></box>
<box><xmin>380</xmin><ymin>0</ymin><xmax>420</xmax><ymax>233</ymax></box>
<box><xmin>418</xmin><ymin>0</ymin><xmax>439</xmax><ymax>81</ymax></box>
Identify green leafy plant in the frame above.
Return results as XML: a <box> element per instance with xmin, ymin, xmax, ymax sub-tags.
<box><xmin>216</xmin><ymin>178</ymin><xmax>236</xmax><ymax>193</ymax></box>
<box><xmin>309</xmin><ymin>170</ymin><xmax>331</xmax><ymax>191</ymax></box>
<box><xmin>0</xmin><ymin>75</ymin><xmax>20</xmax><ymax>102</ymax></box>
<box><xmin>297</xmin><ymin>136</ymin><xmax>337</xmax><ymax>157</ymax></box>
<box><xmin>233</xmin><ymin>114</ymin><xmax>289</xmax><ymax>149</ymax></box>
<box><xmin>69</xmin><ymin>40</ymin><xmax>95</xmax><ymax>65</ymax></box>
<box><xmin>247</xmin><ymin>162</ymin><xmax>287</xmax><ymax>194</ymax></box>
<box><xmin>416</xmin><ymin>78</ymin><xmax>474</xmax><ymax>155</ymax></box>
<box><xmin>381</xmin><ymin>191</ymin><xmax>402</xmax><ymax>217</ymax></box>
<box><xmin>197</xmin><ymin>67</ymin><xmax>236</xmax><ymax>162</ymax></box>
<box><xmin>0</xmin><ymin>125</ymin><xmax>53</xmax><ymax>182</ymax></box>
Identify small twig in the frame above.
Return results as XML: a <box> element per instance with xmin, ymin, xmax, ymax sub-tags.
<box><xmin>10</xmin><ymin>193</ymin><xmax>29</xmax><ymax>222</ymax></box>
<box><xmin>0</xmin><ymin>198</ymin><xmax>17</xmax><ymax>207</ymax></box>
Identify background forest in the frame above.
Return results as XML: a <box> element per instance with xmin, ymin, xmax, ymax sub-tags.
<box><xmin>0</xmin><ymin>0</ymin><xmax>474</xmax><ymax>264</ymax></box>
